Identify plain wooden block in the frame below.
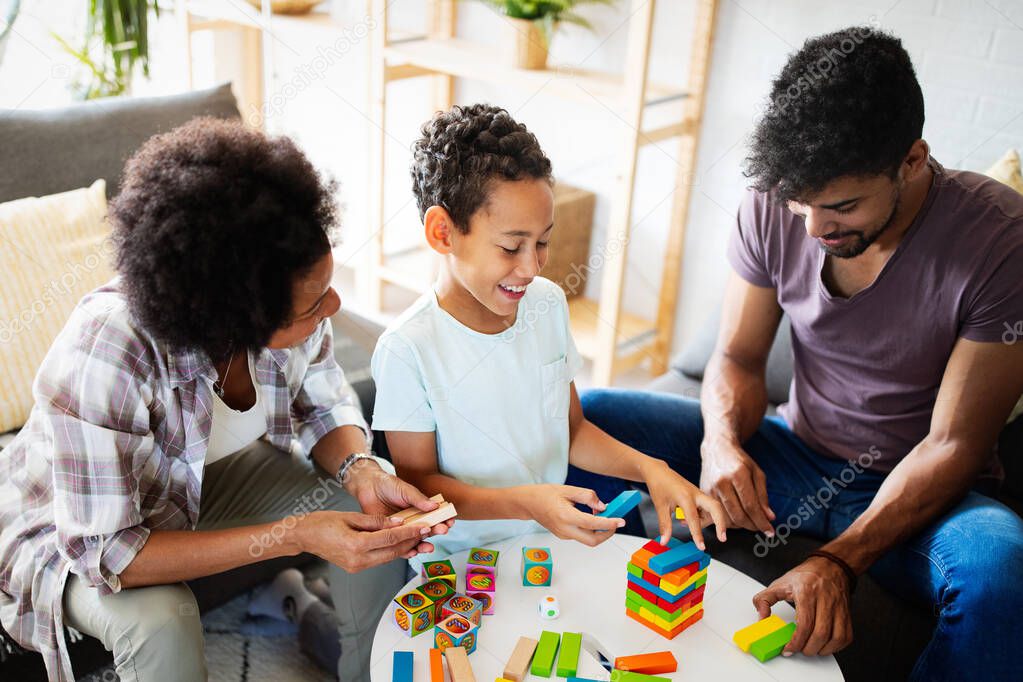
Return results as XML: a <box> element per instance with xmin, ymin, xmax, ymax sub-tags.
<box><xmin>445</xmin><ymin>646</ymin><xmax>477</xmax><ymax>682</ymax></box>
<box><xmin>503</xmin><ymin>636</ymin><xmax>539</xmax><ymax>681</ymax></box>
<box><xmin>392</xmin><ymin>494</ymin><xmax>445</xmax><ymax>522</ymax></box>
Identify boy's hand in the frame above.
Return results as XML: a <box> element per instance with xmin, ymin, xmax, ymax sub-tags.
<box><xmin>527</xmin><ymin>484</ymin><xmax>623</xmax><ymax>547</ymax></box>
<box><xmin>643</xmin><ymin>460</ymin><xmax>729</xmax><ymax>550</ymax></box>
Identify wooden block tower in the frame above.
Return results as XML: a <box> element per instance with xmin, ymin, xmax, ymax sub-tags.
<box><xmin>624</xmin><ymin>538</ymin><xmax>709</xmax><ymax>638</ymax></box>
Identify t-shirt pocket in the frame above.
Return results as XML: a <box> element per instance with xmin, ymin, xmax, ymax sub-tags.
<box><xmin>541</xmin><ymin>355</ymin><xmax>570</xmax><ymax>420</ymax></box>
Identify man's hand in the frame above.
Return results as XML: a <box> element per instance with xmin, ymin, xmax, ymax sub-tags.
<box><xmin>295</xmin><ymin>510</ymin><xmax>435</xmax><ymax>571</ymax></box>
<box><xmin>343</xmin><ymin>460</ymin><xmax>454</xmax><ymax>557</ymax></box>
<box><xmin>752</xmin><ymin>556</ymin><xmax>854</xmax><ymax>656</ymax></box>
<box><xmin>700</xmin><ymin>435</ymin><xmax>776</xmax><ymax>536</ymax></box>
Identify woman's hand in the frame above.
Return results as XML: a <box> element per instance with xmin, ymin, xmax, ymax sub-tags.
<box><xmin>642</xmin><ymin>459</ymin><xmax>729</xmax><ymax>550</ymax></box>
<box><xmin>525</xmin><ymin>484</ymin><xmax>624</xmax><ymax>547</ymax></box>
<box><xmin>295</xmin><ymin>510</ymin><xmax>436</xmax><ymax>571</ymax></box>
<box><xmin>344</xmin><ymin>460</ymin><xmax>454</xmax><ymax>557</ymax></box>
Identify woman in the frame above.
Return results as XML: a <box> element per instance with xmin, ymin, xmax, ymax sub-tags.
<box><xmin>0</xmin><ymin>118</ymin><xmax>449</xmax><ymax>681</ymax></box>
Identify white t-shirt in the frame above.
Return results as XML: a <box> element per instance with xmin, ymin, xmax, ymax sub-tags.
<box><xmin>205</xmin><ymin>352</ymin><xmax>268</xmax><ymax>466</ymax></box>
<box><xmin>371</xmin><ymin>277</ymin><xmax>583</xmax><ymax>567</ymax></box>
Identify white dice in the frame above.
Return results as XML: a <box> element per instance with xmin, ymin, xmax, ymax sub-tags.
<box><xmin>538</xmin><ymin>594</ymin><xmax>560</xmax><ymax>619</ymax></box>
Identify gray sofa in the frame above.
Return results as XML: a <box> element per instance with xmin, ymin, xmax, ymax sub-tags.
<box><xmin>646</xmin><ymin>308</ymin><xmax>1023</xmax><ymax>682</ymax></box>
<box><xmin>0</xmin><ymin>82</ymin><xmax>389</xmax><ymax>680</ymax></box>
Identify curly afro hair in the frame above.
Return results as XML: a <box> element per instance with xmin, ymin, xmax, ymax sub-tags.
<box><xmin>745</xmin><ymin>27</ymin><xmax>924</xmax><ymax>202</ymax></box>
<box><xmin>411</xmin><ymin>103</ymin><xmax>552</xmax><ymax>233</ymax></box>
<box><xmin>110</xmin><ymin>117</ymin><xmax>338</xmax><ymax>359</ymax></box>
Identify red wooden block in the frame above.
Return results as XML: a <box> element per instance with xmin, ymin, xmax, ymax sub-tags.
<box><xmin>641</xmin><ymin>540</ymin><xmax>671</xmax><ymax>556</ymax></box>
<box><xmin>627</xmin><ymin>582</ymin><xmax>661</xmax><ymax>606</ymax></box>
<box><xmin>658</xmin><ymin>585</ymin><xmax>706</xmax><ymax>613</ymax></box>
<box><xmin>642</xmin><ymin>569</ymin><xmax>661</xmax><ymax>584</ymax></box>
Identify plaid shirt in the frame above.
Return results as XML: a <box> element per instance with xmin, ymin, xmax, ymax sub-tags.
<box><xmin>0</xmin><ymin>280</ymin><xmax>367</xmax><ymax>681</ymax></box>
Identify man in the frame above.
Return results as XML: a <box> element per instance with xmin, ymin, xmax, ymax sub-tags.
<box><xmin>577</xmin><ymin>27</ymin><xmax>1023</xmax><ymax>680</ymax></box>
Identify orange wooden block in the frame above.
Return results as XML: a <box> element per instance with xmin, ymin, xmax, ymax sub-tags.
<box><xmin>614</xmin><ymin>651</ymin><xmax>678</xmax><ymax>674</ymax></box>
<box><xmin>631</xmin><ymin>547</ymin><xmax>656</xmax><ymax>572</ymax></box>
<box><xmin>429</xmin><ymin>648</ymin><xmax>444</xmax><ymax>682</ymax></box>
<box><xmin>659</xmin><ymin>562</ymin><xmax>699</xmax><ymax>587</ymax></box>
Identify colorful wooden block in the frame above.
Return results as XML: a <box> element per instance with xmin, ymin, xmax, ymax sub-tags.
<box><xmin>657</xmin><ymin>585</ymin><xmax>705</xmax><ymax>613</ymax></box>
<box><xmin>597</xmin><ymin>490</ymin><xmax>643</xmax><ymax>520</ymax></box>
<box><xmin>466</xmin><ymin>547</ymin><xmax>500</xmax><ymax>576</ymax></box>
<box><xmin>609</xmin><ymin>669</ymin><xmax>671</xmax><ymax>682</ymax></box>
<box><xmin>641</xmin><ymin>538</ymin><xmax>681</xmax><ymax>555</ymax></box>
<box><xmin>626</xmin><ymin>563</ymin><xmax>643</xmax><ymax>579</ymax></box>
<box><xmin>429</xmin><ymin>647</ymin><xmax>444</xmax><ymax>682</ymax></box>
<box><xmin>630</xmin><ymin>548</ymin><xmax>656</xmax><ymax>572</ymax></box>
<box><xmin>648</xmin><ymin>541</ymin><xmax>707</xmax><ymax>575</ymax></box>
<box><xmin>626</xmin><ymin>580</ymin><xmax>661</xmax><ymax>606</ymax></box>
<box><xmin>420</xmin><ymin>578</ymin><xmax>457</xmax><ymax>621</ymax></box>
<box><xmin>445</xmin><ymin>646</ymin><xmax>477</xmax><ymax>682</ymax></box>
<box><xmin>442</xmin><ymin>594</ymin><xmax>484</xmax><ymax>627</ymax></box>
<box><xmin>393</xmin><ymin>651</ymin><xmax>413</xmax><ymax>682</ymax></box>
<box><xmin>521</xmin><ymin>547</ymin><xmax>553</xmax><ymax>587</ymax></box>
<box><xmin>750</xmin><ymin>622</ymin><xmax>797</xmax><ymax>662</ymax></box>
<box><xmin>503</xmin><ymin>636</ymin><xmax>538</xmax><ymax>682</ymax></box>
<box><xmin>466</xmin><ymin>571</ymin><xmax>496</xmax><ymax>593</ymax></box>
<box><xmin>467</xmin><ymin>590</ymin><xmax>495</xmax><ymax>615</ymax></box>
<box><xmin>627</xmin><ymin>573</ymin><xmax>703</xmax><ymax>604</ymax></box>
<box><xmin>659</xmin><ymin>567</ymin><xmax>708</xmax><ymax>596</ymax></box>
<box><xmin>626</xmin><ymin>603</ymin><xmax>703</xmax><ymax>639</ymax></box>
<box><xmin>393</xmin><ymin>589</ymin><xmax>435</xmax><ymax>638</ymax></box>
<box><xmin>531</xmin><ymin>630</ymin><xmax>561</xmax><ymax>677</ymax></box>
<box><xmin>434</xmin><ymin>614</ymin><xmax>479</xmax><ymax>654</ymax></box>
<box><xmin>613</xmin><ymin>651</ymin><xmax>677</xmax><ymax>674</ymax></box>
<box><xmin>732</xmin><ymin>614</ymin><xmax>788</xmax><ymax>652</ymax></box>
<box><xmin>675</xmin><ymin>507</ymin><xmax>685</xmax><ymax>520</ymax></box>
<box><xmin>422</xmin><ymin>559</ymin><xmax>457</xmax><ymax>587</ymax></box>
<box><xmin>556</xmin><ymin>632</ymin><xmax>582</xmax><ymax>677</ymax></box>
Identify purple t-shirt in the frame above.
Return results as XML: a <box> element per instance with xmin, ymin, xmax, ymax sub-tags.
<box><xmin>728</xmin><ymin>159</ymin><xmax>1023</xmax><ymax>474</ymax></box>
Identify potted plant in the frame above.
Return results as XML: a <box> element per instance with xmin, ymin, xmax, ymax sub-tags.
<box><xmin>52</xmin><ymin>0</ymin><xmax>158</xmax><ymax>100</ymax></box>
<box><xmin>480</xmin><ymin>0</ymin><xmax>617</xmax><ymax>70</ymax></box>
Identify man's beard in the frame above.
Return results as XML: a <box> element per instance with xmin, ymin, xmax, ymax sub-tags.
<box><xmin>819</xmin><ymin>189</ymin><xmax>901</xmax><ymax>259</ymax></box>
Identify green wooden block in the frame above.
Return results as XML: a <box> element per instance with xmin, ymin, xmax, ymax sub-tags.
<box><xmin>556</xmin><ymin>632</ymin><xmax>582</xmax><ymax>677</ymax></box>
<box><xmin>626</xmin><ymin>563</ymin><xmax>643</xmax><ymax>579</ymax></box>
<box><xmin>531</xmin><ymin>630</ymin><xmax>561</xmax><ymax>677</ymax></box>
<box><xmin>750</xmin><ymin>622</ymin><xmax>797</xmax><ymax>662</ymax></box>
<box><xmin>610</xmin><ymin>670</ymin><xmax>671</xmax><ymax>682</ymax></box>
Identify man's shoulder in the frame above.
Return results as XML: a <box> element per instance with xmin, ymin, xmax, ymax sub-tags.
<box><xmin>937</xmin><ymin>164</ymin><xmax>1023</xmax><ymax>225</ymax></box>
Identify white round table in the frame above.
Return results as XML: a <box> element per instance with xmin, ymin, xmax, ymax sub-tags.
<box><xmin>370</xmin><ymin>532</ymin><xmax>844</xmax><ymax>681</ymax></box>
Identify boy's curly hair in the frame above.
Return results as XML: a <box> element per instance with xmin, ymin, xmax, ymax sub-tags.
<box><xmin>411</xmin><ymin>103</ymin><xmax>552</xmax><ymax>232</ymax></box>
<box><xmin>110</xmin><ymin>117</ymin><xmax>338</xmax><ymax>360</ymax></box>
<box><xmin>745</xmin><ymin>27</ymin><xmax>924</xmax><ymax>202</ymax></box>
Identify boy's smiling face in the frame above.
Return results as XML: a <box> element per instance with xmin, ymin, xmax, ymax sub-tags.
<box><xmin>427</xmin><ymin>177</ymin><xmax>555</xmax><ymax>331</ymax></box>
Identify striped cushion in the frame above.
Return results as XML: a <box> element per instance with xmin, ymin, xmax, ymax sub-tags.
<box><xmin>0</xmin><ymin>179</ymin><xmax>114</xmax><ymax>432</ymax></box>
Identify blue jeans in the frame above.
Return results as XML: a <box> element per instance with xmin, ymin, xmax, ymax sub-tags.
<box><xmin>569</xmin><ymin>388</ymin><xmax>1023</xmax><ymax>682</ymax></box>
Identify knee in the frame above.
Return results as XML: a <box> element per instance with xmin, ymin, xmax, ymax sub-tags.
<box><xmin>121</xmin><ymin>583</ymin><xmax>204</xmax><ymax>651</ymax></box>
<box><xmin>944</xmin><ymin>510</ymin><xmax>1023</xmax><ymax>610</ymax></box>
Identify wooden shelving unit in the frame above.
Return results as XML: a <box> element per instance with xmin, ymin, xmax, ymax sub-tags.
<box><xmin>366</xmin><ymin>0</ymin><xmax>719</xmax><ymax>386</ymax></box>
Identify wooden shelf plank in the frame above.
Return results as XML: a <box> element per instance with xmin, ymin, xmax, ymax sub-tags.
<box><xmin>568</xmin><ymin>296</ymin><xmax>657</xmax><ymax>361</ymax></box>
<box><xmin>184</xmin><ymin>1</ymin><xmax>345</xmax><ymax>31</ymax></box>
<box><xmin>383</xmin><ymin>38</ymin><xmax>687</xmax><ymax>107</ymax></box>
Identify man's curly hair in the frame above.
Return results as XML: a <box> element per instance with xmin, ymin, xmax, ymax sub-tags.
<box><xmin>745</xmin><ymin>27</ymin><xmax>924</xmax><ymax>202</ymax></box>
<box><xmin>110</xmin><ymin>117</ymin><xmax>338</xmax><ymax>360</ymax></box>
<box><xmin>411</xmin><ymin>103</ymin><xmax>552</xmax><ymax>233</ymax></box>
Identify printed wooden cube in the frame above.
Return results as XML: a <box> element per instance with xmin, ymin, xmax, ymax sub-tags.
<box><xmin>441</xmin><ymin>593</ymin><xmax>484</xmax><ymax>627</ymax></box>
<box><xmin>419</xmin><ymin>578</ymin><xmax>457</xmax><ymax>621</ymax></box>
<box><xmin>434</xmin><ymin>614</ymin><xmax>479</xmax><ymax>654</ymax></box>
<box><xmin>465</xmin><ymin>571</ymin><xmax>495</xmax><ymax>593</ymax></box>
<box><xmin>392</xmin><ymin>589</ymin><xmax>435</xmax><ymax>638</ymax></box>
<box><xmin>421</xmin><ymin>559</ymin><xmax>457</xmax><ymax>587</ymax></box>
<box><xmin>521</xmin><ymin>547</ymin><xmax>553</xmax><ymax>586</ymax></box>
<box><xmin>466</xmin><ymin>547</ymin><xmax>500</xmax><ymax>578</ymax></box>
<box><xmin>467</xmin><ymin>590</ymin><xmax>495</xmax><ymax>615</ymax></box>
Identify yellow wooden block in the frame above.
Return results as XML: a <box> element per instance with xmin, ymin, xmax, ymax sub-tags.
<box><xmin>640</xmin><ymin>602</ymin><xmax>703</xmax><ymax>631</ymax></box>
<box><xmin>675</xmin><ymin>507</ymin><xmax>685</xmax><ymax>520</ymax></box>
<box><xmin>660</xmin><ymin>567</ymin><xmax>708</xmax><ymax>596</ymax></box>
<box><xmin>732</xmin><ymin>615</ymin><xmax>788</xmax><ymax>652</ymax></box>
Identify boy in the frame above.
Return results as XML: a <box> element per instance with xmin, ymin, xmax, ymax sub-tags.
<box><xmin>371</xmin><ymin>104</ymin><xmax>726</xmax><ymax>565</ymax></box>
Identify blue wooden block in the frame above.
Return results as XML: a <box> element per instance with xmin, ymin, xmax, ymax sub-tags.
<box><xmin>392</xmin><ymin>651</ymin><xmax>413</xmax><ymax>682</ymax></box>
<box><xmin>647</xmin><ymin>541</ymin><xmax>707</xmax><ymax>574</ymax></box>
<box><xmin>627</xmin><ymin>574</ymin><xmax>704</xmax><ymax>604</ymax></box>
<box><xmin>597</xmin><ymin>490</ymin><xmax>643</xmax><ymax>520</ymax></box>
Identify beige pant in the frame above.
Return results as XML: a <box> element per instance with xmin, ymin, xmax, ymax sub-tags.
<box><xmin>63</xmin><ymin>441</ymin><xmax>406</xmax><ymax>681</ymax></box>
